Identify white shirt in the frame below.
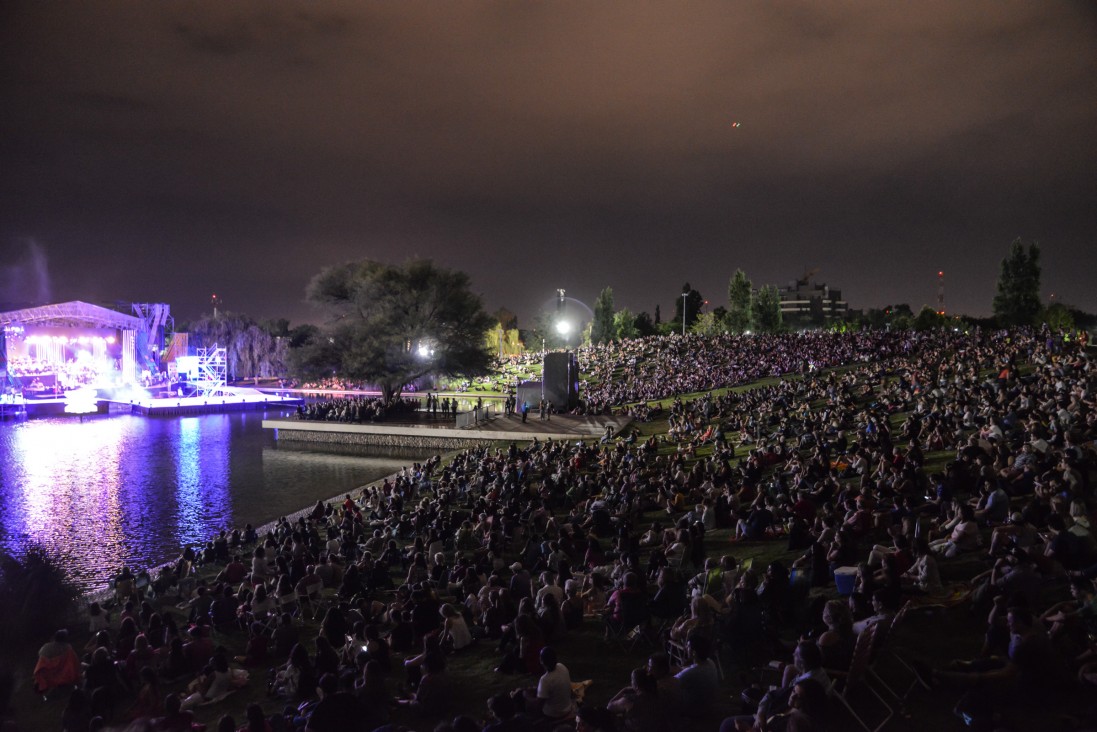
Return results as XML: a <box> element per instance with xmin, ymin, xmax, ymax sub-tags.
<box><xmin>537</xmin><ymin>663</ymin><xmax>575</xmax><ymax>719</ymax></box>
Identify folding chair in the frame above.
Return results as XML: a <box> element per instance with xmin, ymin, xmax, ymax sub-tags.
<box><xmin>604</xmin><ymin>592</ymin><xmax>653</xmax><ymax>651</ymax></box>
<box><xmin>276</xmin><ymin>591</ymin><xmax>301</xmax><ymax>622</ymax></box>
<box><xmin>298</xmin><ymin>585</ymin><xmax>324</xmax><ymax>620</ymax></box>
<box><xmin>858</xmin><ymin>602</ymin><xmax>916</xmax><ymax>705</ymax></box>
<box><xmin>826</xmin><ymin>622</ymin><xmax>895</xmax><ymax>732</ymax></box>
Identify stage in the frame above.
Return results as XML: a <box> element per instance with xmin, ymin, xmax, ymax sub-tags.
<box><xmin>11</xmin><ymin>387</ymin><xmax>300</xmax><ymax>418</ymax></box>
<box><xmin>117</xmin><ymin>388</ymin><xmax>302</xmax><ymax>416</ymax></box>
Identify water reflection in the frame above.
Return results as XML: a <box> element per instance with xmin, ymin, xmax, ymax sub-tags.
<box><xmin>6</xmin><ymin>417</ymin><xmax>129</xmax><ymax>587</ymax></box>
<box><xmin>172</xmin><ymin>416</ymin><xmax>232</xmax><ymax>547</ymax></box>
<box><xmin>0</xmin><ymin>411</ymin><xmax>432</xmax><ymax>593</ymax></box>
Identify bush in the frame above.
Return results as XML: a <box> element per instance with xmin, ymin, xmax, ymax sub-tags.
<box><xmin>0</xmin><ymin>544</ymin><xmax>82</xmax><ymax>656</ymax></box>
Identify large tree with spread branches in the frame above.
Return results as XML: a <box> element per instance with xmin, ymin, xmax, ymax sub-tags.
<box><xmin>293</xmin><ymin>259</ymin><xmax>494</xmax><ymax>402</ymax></box>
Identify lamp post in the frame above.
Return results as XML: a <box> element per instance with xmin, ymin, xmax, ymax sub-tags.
<box><xmin>555</xmin><ymin>319</ymin><xmax>571</xmax><ymax>346</ymax></box>
<box><xmin>682</xmin><ymin>292</ymin><xmax>689</xmax><ymax>337</ymax></box>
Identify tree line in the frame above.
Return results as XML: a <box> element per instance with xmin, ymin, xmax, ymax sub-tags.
<box><xmin>172</xmin><ymin>239</ymin><xmax>1090</xmax><ymax>394</ymax></box>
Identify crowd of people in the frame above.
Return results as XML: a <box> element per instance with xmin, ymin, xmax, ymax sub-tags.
<box><xmin>296</xmin><ymin>397</ymin><xmax>424</xmax><ymax>424</ymax></box>
<box><xmin>19</xmin><ymin>325</ymin><xmax>1097</xmax><ymax>732</ymax></box>
<box><xmin>577</xmin><ymin>331</ymin><xmax>925</xmax><ymax>412</ymax></box>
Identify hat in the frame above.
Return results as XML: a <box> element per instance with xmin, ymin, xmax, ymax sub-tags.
<box><xmin>509</xmin><ymin>562</ymin><xmax>523</xmax><ymax>573</ymax></box>
<box><xmin>1010</xmin><ymin>512</ymin><xmax>1024</xmax><ymax>524</ymax></box>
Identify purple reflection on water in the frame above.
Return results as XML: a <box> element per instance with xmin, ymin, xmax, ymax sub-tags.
<box><xmin>0</xmin><ymin>411</ymin><xmax>428</xmax><ymax>593</ymax></box>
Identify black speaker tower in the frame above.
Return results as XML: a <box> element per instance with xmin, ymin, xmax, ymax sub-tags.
<box><xmin>542</xmin><ymin>351</ymin><xmax>578</xmax><ymax>411</ymax></box>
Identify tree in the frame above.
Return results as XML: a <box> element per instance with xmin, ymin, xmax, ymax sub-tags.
<box><xmin>262</xmin><ymin>318</ymin><xmax>291</xmax><ymax>338</ymax></box>
<box><xmin>726</xmin><ymin>269</ymin><xmax>753</xmax><ymax>333</ymax></box>
<box><xmin>752</xmin><ymin>285</ymin><xmax>783</xmax><ymax>333</ymax></box>
<box><xmin>613</xmin><ymin>308</ymin><xmax>638</xmax><ymax>340</ymax></box>
<box><xmin>913</xmin><ymin>305</ymin><xmax>944</xmax><ymax>331</ymax></box>
<box><xmin>591</xmin><ymin>287</ymin><xmax>616</xmax><ymax>345</ymax></box>
<box><xmin>672</xmin><ymin>283</ymin><xmax>705</xmax><ymax>334</ymax></box>
<box><xmin>288</xmin><ymin>323</ymin><xmax>320</xmax><ymax>349</ymax></box>
<box><xmin>993</xmin><ymin>239</ymin><xmax>1042</xmax><ymax>327</ymax></box>
<box><xmin>494</xmin><ymin>307</ymin><xmax>518</xmax><ymax>331</ymax></box>
<box><xmin>690</xmin><ymin>311</ymin><xmax>722</xmax><ymax>337</ymax></box>
<box><xmin>1044</xmin><ymin>302</ymin><xmax>1075</xmax><ymax>332</ymax></box>
<box><xmin>190</xmin><ymin>312</ymin><xmax>288</xmax><ymax>380</ymax></box>
<box><xmin>484</xmin><ymin>322</ymin><xmax>522</xmax><ymax>357</ymax></box>
<box><xmin>294</xmin><ymin>259</ymin><xmax>494</xmax><ymax>402</ymax></box>
<box><xmin>634</xmin><ymin>311</ymin><xmax>656</xmax><ymax>337</ymax></box>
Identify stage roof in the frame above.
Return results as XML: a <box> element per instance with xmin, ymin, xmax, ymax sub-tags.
<box><xmin>0</xmin><ymin>301</ymin><xmax>142</xmax><ymax>330</ymax></box>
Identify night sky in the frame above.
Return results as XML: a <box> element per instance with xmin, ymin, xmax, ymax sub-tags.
<box><xmin>2</xmin><ymin>2</ymin><xmax>1095</xmax><ymax>327</ymax></box>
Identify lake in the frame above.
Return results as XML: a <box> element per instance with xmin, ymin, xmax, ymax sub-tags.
<box><xmin>0</xmin><ymin>409</ymin><xmax>431</xmax><ymax>592</ymax></box>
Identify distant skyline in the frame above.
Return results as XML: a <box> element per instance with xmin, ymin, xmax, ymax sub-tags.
<box><xmin>2</xmin><ymin>2</ymin><xmax>1095</xmax><ymax>327</ymax></box>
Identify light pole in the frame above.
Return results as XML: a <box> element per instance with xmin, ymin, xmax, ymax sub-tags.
<box><xmin>555</xmin><ymin>319</ymin><xmax>571</xmax><ymax>347</ymax></box>
<box><xmin>681</xmin><ymin>292</ymin><xmax>689</xmax><ymax>337</ymax></box>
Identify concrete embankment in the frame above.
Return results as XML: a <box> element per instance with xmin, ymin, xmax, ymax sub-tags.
<box><xmin>263</xmin><ymin>413</ymin><xmax>630</xmax><ymax>450</ymax></box>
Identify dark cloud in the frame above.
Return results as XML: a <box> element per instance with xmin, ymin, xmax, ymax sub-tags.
<box><xmin>1</xmin><ymin>1</ymin><xmax>1095</xmax><ymax>326</ymax></box>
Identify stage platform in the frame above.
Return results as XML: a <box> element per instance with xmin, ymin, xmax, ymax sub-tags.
<box><xmin>112</xmin><ymin>389</ymin><xmax>302</xmax><ymax>416</ymax></box>
<box><xmin>264</xmin><ymin>412</ymin><xmax>632</xmax><ymax>450</ymax></box>
<box><xmin>12</xmin><ymin>389</ymin><xmax>301</xmax><ymax>418</ymax></box>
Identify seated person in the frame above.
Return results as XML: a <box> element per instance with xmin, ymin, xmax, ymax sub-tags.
<box><xmin>910</xmin><ymin>606</ymin><xmax>1071</xmax><ymax>729</ymax></box>
<box><xmin>604</xmin><ymin>572</ymin><xmax>648</xmax><ymax>637</ymax></box>
<box><xmin>607</xmin><ymin>666</ymin><xmax>670</xmax><ymax>732</ymax></box>
<box><xmin>524</xmin><ymin>646</ymin><xmax>575</xmax><ymax>722</ymax></box>
<box><xmin>674</xmin><ymin>634</ymin><xmax>719</xmax><ymax>717</ymax></box>
<box><xmin>736</xmin><ymin>499</ymin><xmax>775</xmax><ymax>541</ymax></box>
<box><xmin>33</xmin><ymin>629</ymin><xmax>81</xmax><ymax>695</ymax></box>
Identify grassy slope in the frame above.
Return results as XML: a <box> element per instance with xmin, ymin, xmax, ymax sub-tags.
<box><xmin>5</xmin><ymin>365</ymin><xmax>1079</xmax><ymax>732</ymax></box>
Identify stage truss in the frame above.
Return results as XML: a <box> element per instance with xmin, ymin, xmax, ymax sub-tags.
<box><xmin>194</xmin><ymin>346</ymin><xmax>227</xmax><ymax>397</ymax></box>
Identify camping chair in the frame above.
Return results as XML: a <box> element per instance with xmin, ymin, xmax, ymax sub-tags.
<box><xmin>825</xmin><ymin>622</ymin><xmax>895</xmax><ymax>732</ymax></box>
<box><xmin>604</xmin><ymin>592</ymin><xmax>653</xmax><ymax>651</ymax></box>
<box><xmin>648</xmin><ymin>582</ymin><xmax>688</xmax><ymax>640</ymax></box>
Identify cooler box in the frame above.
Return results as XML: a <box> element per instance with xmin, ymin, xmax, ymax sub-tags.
<box><xmin>834</xmin><ymin>566</ymin><xmax>857</xmax><ymax>595</ymax></box>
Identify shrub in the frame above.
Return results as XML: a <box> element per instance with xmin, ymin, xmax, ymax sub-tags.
<box><xmin>0</xmin><ymin>543</ymin><xmax>82</xmax><ymax>656</ymax></box>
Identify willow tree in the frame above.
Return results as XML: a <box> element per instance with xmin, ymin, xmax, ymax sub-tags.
<box><xmin>294</xmin><ymin>259</ymin><xmax>494</xmax><ymax>402</ymax></box>
<box><xmin>189</xmin><ymin>312</ymin><xmax>288</xmax><ymax>380</ymax></box>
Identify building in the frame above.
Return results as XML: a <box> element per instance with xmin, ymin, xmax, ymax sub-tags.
<box><xmin>778</xmin><ymin>272</ymin><xmax>849</xmax><ymax>326</ymax></box>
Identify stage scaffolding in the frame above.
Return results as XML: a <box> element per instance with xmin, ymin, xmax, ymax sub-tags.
<box><xmin>194</xmin><ymin>346</ymin><xmax>227</xmax><ymax>397</ymax></box>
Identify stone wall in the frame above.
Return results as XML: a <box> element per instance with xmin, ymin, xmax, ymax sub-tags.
<box><xmin>275</xmin><ymin>428</ymin><xmax>484</xmax><ymax>450</ymax></box>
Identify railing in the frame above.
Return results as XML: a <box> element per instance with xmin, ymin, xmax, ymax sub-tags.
<box><xmin>456</xmin><ymin>405</ymin><xmax>493</xmax><ymax>428</ymax></box>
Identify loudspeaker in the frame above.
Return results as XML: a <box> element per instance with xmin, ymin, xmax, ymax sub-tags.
<box><xmin>542</xmin><ymin>351</ymin><xmax>578</xmax><ymax>410</ymax></box>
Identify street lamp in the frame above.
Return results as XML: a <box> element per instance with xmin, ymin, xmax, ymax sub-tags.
<box><xmin>682</xmin><ymin>292</ymin><xmax>689</xmax><ymax>337</ymax></box>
